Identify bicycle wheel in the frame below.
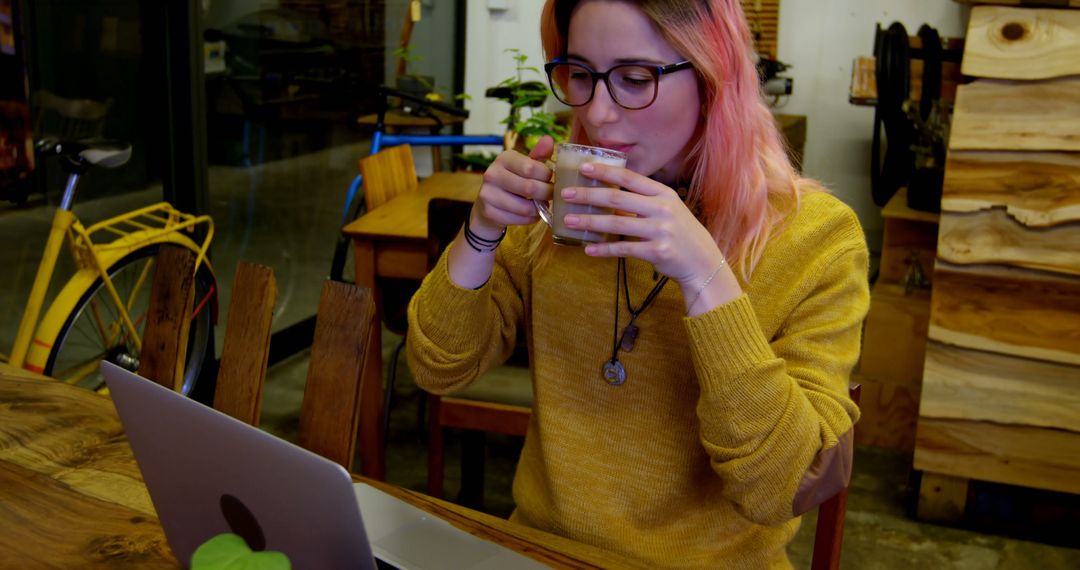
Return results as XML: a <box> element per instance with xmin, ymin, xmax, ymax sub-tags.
<box><xmin>45</xmin><ymin>245</ymin><xmax>216</xmax><ymax>401</ymax></box>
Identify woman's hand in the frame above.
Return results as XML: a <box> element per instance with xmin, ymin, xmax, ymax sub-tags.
<box><xmin>445</xmin><ymin>136</ymin><xmax>555</xmax><ymax>289</ymax></box>
<box><xmin>560</xmin><ymin>162</ymin><xmax>737</xmax><ymax>305</ymax></box>
<box><xmin>469</xmin><ymin>135</ymin><xmax>556</xmax><ymax>238</ymax></box>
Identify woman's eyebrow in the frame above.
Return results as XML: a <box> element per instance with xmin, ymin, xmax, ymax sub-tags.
<box><xmin>565</xmin><ymin>52</ymin><xmax>668</xmax><ymax>66</ymax></box>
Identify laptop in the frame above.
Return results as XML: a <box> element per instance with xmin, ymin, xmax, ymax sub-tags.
<box><xmin>101</xmin><ymin>362</ymin><xmax>547</xmax><ymax>570</ymax></box>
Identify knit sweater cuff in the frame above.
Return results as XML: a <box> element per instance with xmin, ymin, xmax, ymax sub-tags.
<box><xmin>414</xmin><ymin>243</ymin><xmax>493</xmax><ymax>348</ymax></box>
<box><xmin>683</xmin><ymin>294</ymin><xmax>776</xmax><ymax>382</ymax></box>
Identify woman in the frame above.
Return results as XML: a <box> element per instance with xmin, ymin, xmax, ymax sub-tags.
<box><xmin>407</xmin><ymin>0</ymin><xmax>869</xmax><ymax>567</ymax></box>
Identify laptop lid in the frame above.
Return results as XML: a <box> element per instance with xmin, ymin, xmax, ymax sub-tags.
<box><xmin>102</xmin><ymin>361</ymin><xmax>377</xmax><ymax>569</ymax></box>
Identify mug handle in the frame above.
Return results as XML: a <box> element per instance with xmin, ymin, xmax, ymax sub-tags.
<box><xmin>534</xmin><ymin>199</ymin><xmax>553</xmax><ymax>228</ymax></box>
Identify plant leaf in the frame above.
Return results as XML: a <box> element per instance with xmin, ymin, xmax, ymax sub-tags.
<box><xmin>191</xmin><ymin>533</ymin><xmax>291</xmax><ymax>570</ymax></box>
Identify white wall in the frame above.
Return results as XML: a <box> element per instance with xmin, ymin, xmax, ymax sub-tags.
<box><xmin>462</xmin><ymin>0</ymin><xmax>971</xmax><ymax>250</ymax></box>
<box><xmin>777</xmin><ymin>0</ymin><xmax>968</xmax><ymax>249</ymax></box>
<box><xmin>463</xmin><ymin>2</ymin><xmax>549</xmax><ymax>139</ymax></box>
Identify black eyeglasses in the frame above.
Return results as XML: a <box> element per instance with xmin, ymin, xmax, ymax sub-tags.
<box><xmin>544</xmin><ymin>59</ymin><xmax>694</xmax><ymax>110</ymax></box>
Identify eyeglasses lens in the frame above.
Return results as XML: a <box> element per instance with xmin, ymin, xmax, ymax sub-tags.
<box><xmin>548</xmin><ymin>63</ymin><xmax>658</xmax><ymax>110</ymax></box>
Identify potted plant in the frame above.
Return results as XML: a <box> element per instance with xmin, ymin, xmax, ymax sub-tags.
<box><xmin>454</xmin><ymin>49</ymin><xmax>569</xmax><ymax>171</ymax></box>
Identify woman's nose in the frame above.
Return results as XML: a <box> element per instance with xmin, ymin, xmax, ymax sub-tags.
<box><xmin>582</xmin><ymin>79</ymin><xmax>620</xmax><ymax>126</ymax></box>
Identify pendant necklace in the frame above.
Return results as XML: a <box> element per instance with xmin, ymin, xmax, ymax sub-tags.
<box><xmin>601</xmin><ymin>257</ymin><xmax>670</xmax><ymax>385</ymax></box>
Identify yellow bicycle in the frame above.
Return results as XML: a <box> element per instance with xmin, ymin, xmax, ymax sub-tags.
<box><xmin>7</xmin><ymin>139</ymin><xmax>217</xmax><ymax>398</ymax></box>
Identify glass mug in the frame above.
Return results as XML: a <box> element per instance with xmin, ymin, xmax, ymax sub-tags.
<box><xmin>534</xmin><ymin>143</ymin><xmax>628</xmax><ymax>246</ymax></box>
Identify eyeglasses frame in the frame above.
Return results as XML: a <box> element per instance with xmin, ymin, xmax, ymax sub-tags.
<box><xmin>544</xmin><ymin>58</ymin><xmax>695</xmax><ymax>110</ymax></box>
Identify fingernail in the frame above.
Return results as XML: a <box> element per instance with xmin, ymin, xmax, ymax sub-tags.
<box><xmin>584</xmin><ymin>244</ymin><xmax>599</xmax><ymax>255</ymax></box>
<box><xmin>561</xmin><ymin>188</ymin><xmax>576</xmax><ymax>199</ymax></box>
<box><xmin>581</xmin><ymin>163</ymin><xmax>594</xmax><ymax>173</ymax></box>
<box><xmin>564</xmin><ymin>215</ymin><xmax>579</xmax><ymax>226</ymax></box>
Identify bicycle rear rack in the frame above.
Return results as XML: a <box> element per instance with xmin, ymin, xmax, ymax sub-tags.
<box><xmin>71</xmin><ymin>202</ymin><xmax>214</xmax><ymax>270</ymax></box>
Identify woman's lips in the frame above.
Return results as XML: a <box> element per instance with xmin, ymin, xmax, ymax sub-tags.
<box><xmin>597</xmin><ymin>142</ymin><xmax>634</xmax><ymax>154</ymax></box>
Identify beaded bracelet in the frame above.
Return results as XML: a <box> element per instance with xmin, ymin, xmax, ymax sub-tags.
<box><xmin>463</xmin><ymin>216</ymin><xmax>506</xmax><ymax>253</ymax></box>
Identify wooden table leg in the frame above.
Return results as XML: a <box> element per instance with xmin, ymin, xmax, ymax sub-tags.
<box><xmin>353</xmin><ymin>240</ymin><xmax>385</xmax><ymax>480</ymax></box>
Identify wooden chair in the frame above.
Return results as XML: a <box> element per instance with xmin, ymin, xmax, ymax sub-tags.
<box><xmin>210</xmin><ymin>262</ymin><xmax>278</xmax><ymax>426</ymax></box>
<box><xmin>297</xmin><ymin>280</ymin><xmax>377</xmax><ymax>470</ymax></box>
<box><xmin>358</xmin><ymin>144</ymin><xmax>423</xmax><ymax>439</ymax></box>
<box><xmin>359</xmin><ymin>144</ymin><xmax>418</xmax><ymax>211</ymax></box>
<box><xmin>138</xmin><ymin>245</ymin><xmax>199</xmax><ymax>391</ymax></box>
<box><xmin>420</xmin><ymin>198</ymin><xmax>534</xmax><ymax>505</ymax></box>
<box><xmin>810</xmin><ymin>382</ymin><xmax>862</xmax><ymax>570</ymax></box>
<box><xmin>211</xmin><ymin>274</ymin><xmax>376</xmax><ymax>471</ymax></box>
<box><xmin>212</xmin><ymin>273</ymin><xmax>376</xmax><ymax>472</ymax></box>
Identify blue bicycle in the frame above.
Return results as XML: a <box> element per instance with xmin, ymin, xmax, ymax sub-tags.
<box><xmin>329</xmin><ymin>86</ymin><xmax>507</xmax><ymax>282</ymax></box>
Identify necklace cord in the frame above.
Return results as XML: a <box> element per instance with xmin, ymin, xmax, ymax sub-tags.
<box><xmin>611</xmin><ymin>258</ymin><xmax>670</xmax><ymax>363</ymax></box>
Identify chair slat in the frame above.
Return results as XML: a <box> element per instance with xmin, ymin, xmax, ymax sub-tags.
<box><xmin>138</xmin><ymin>245</ymin><xmax>196</xmax><ymax>391</ymax></box>
<box><xmin>213</xmin><ymin>262</ymin><xmax>277</xmax><ymax>426</ymax></box>
<box><xmin>298</xmin><ymin>281</ymin><xmax>376</xmax><ymax>471</ymax></box>
<box><xmin>359</xmin><ymin>144</ymin><xmax>418</xmax><ymax>211</ymax></box>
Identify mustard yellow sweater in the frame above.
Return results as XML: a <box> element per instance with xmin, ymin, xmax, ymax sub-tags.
<box><xmin>407</xmin><ymin>191</ymin><xmax>869</xmax><ymax>568</ymax></box>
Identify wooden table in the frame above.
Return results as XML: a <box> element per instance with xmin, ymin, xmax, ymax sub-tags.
<box><xmin>0</xmin><ymin>362</ymin><xmax>644</xmax><ymax>569</ymax></box>
<box><xmin>341</xmin><ymin>171</ymin><xmax>482</xmax><ymax>481</ymax></box>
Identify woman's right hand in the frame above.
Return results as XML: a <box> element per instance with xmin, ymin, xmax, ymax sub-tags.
<box><xmin>469</xmin><ymin>135</ymin><xmax>556</xmax><ymax>236</ymax></box>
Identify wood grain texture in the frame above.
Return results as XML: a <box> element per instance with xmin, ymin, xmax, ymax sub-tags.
<box><xmin>914</xmin><ymin>417</ymin><xmax>1080</xmax><ymax>494</ymax></box>
<box><xmin>916</xmin><ymin>472</ymin><xmax>969</xmax><ymax>524</ymax></box>
<box><xmin>927</xmin><ymin>263</ymin><xmax>1080</xmax><ymax>363</ymax></box>
<box><xmin>936</xmin><ymin>209</ymin><xmax>1080</xmax><ymax>276</ymax></box>
<box><xmin>741</xmin><ymin>0</ymin><xmax>779</xmax><ymax>59</ymax></box>
<box><xmin>298</xmin><ymin>281</ymin><xmax>376</xmax><ymax>472</ymax></box>
<box><xmin>921</xmin><ymin>342</ymin><xmax>1080</xmax><ymax>432</ymax></box>
<box><xmin>0</xmin><ymin>375</ymin><xmax>155</xmax><ymax>516</ymax></box>
<box><xmin>879</xmin><ymin>189</ymin><xmax>940</xmax><ymax>285</ymax></box>
<box><xmin>214</xmin><ymin>261</ymin><xmax>277</xmax><ymax>426</ymax></box>
<box><xmin>942</xmin><ymin>150</ymin><xmax>1080</xmax><ymax>226</ymax></box>
<box><xmin>859</xmin><ymin>284</ymin><xmax>932</xmax><ymax>389</ymax></box>
<box><xmin>851</xmin><ymin>376</ymin><xmax>920</xmax><ymax>452</ymax></box>
<box><xmin>949</xmin><ymin>77</ymin><xmax>1080</xmax><ymax>152</ymax></box>
<box><xmin>0</xmin><ymin>461</ymin><xmax>176</xmax><ymax>568</ymax></box>
<box><xmin>138</xmin><ymin>245</ymin><xmax>196</xmax><ymax>391</ymax></box>
<box><xmin>962</xmin><ymin>6</ymin><xmax>1080</xmax><ymax>80</ymax></box>
<box><xmin>1</xmin><ymin>364</ymin><xmax>653</xmax><ymax>569</ymax></box>
<box><xmin>359</xmin><ymin>143</ymin><xmax>418</xmax><ymax>212</ymax></box>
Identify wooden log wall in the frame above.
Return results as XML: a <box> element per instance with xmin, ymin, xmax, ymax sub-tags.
<box><xmin>741</xmin><ymin>0</ymin><xmax>779</xmax><ymax>59</ymax></box>
<box><xmin>913</xmin><ymin>4</ymin><xmax>1080</xmax><ymax>513</ymax></box>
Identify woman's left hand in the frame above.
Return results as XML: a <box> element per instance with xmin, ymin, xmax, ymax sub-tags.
<box><xmin>561</xmin><ymin>162</ymin><xmax>724</xmax><ymax>288</ymax></box>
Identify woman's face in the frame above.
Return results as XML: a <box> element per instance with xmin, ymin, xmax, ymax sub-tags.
<box><xmin>566</xmin><ymin>0</ymin><xmax>702</xmax><ymax>185</ymax></box>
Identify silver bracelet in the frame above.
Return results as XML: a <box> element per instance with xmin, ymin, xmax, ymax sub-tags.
<box><xmin>686</xmin><ymin>259</ymin><xmax>727</xmax><ymax>314</ymax></box>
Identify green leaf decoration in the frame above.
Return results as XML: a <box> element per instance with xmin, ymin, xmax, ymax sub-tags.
<box><xmin>191</xmin><ymin>533</ymin><xmax>291</xmax><ymax>570</ymax></box>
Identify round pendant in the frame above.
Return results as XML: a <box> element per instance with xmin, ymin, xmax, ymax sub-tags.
<box><xmin>601</xmin><ymin>359</ymin><xmax>626</xmax><ymax>386</ymax></box>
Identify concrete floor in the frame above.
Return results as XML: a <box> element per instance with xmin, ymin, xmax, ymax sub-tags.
<box><xmin>2</xmin><ymin>140</ymin><xmax>1078</xmax><ymax>569</ymax></box>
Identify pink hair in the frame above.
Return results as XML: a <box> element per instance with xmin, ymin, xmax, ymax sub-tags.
<box><xmin>541</xmin><ymin>0</ymin><xmax>809</xmax><ymax>279</ymax></box>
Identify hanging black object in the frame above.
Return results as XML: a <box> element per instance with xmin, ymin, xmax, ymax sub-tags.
<box><xmin>870</xmin><ymin>22</ymin><xmax>914</xmax><ymax>208</ymax></box>
<box><xmin>907</xmin><ymin>25</ymin><xmax>945</xmax><ymax>213</ymax></box>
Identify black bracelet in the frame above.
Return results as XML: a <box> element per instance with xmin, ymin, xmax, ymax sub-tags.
<box><xmin>463</xmin><ymin>216</ymin><xmax>506</xmax><ymax>253</ymax></box>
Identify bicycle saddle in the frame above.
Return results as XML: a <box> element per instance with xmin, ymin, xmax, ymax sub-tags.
<box><xmin>37</xmin><ymin>138</ymin><xmax>133</xmax><ymax>171</ymax></box>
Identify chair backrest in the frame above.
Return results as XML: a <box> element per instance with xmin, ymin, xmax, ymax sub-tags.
<box><xmin>810</xmin><ymin>382</ymin><xmax>862</xmax><ymax>570</ymax></box>
<box><xmin>212</xmin><ymin>262</ymin><xmax>278</xmax><ymax>426</ymax></box>
<box><xmin>139</xmin><ymin>245</ymin><xmax>198</xmax><ymax>391</ymax></box>
<box><xmin>426</xmin><ymin>198</ymin><xmax>473</xmax><ymax>267</ymax></box>
<box><xmin>359</xmin><ymin>144</ymin><xmax>417</xmax><ymax>212</ymax></box>
<box><xmin>32</xmin><ymin>89</ymin><xmax>112</xmax><ymax>140</ymax></box>
<box><xmin>298</xmin><ymin>280</ymin><xmax>377</xmax><ymax>471</ymax></box>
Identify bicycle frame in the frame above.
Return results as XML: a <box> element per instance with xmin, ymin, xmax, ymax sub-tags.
<box><xmin>9</xmin><ymin>170</ymin><xmax>214</xmax><ymax>376</ymax></box>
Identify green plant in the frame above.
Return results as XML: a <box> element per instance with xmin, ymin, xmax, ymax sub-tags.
<box><xmin>191</xmin><ymin>533</ymin><xmax>290</xmax><ymax>570</ymax></box>
<box><xmin>497</xmin><ymin>49</ymin><xmax>568</xmax><ymax>150</ymax></box>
